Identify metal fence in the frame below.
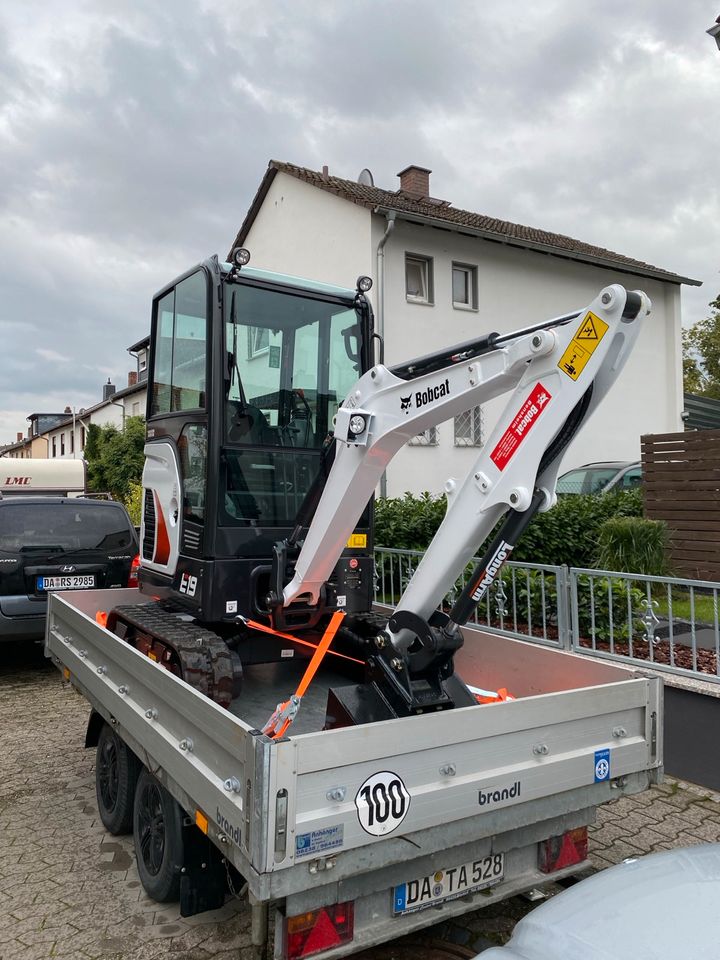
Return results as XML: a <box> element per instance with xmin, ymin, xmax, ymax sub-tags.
<box><xmin>374</xmin><ymin>548</ymin><xmax>720</xmax><ymax>685</ymax></box>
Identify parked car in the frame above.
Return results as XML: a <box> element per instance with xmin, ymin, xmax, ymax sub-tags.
<box><xmin>555</xmin><ymin>460</ymin><xmax>642</xmax><ymax>495</ymax></box>
<box><xmin>479</xmin><ymin>843</ymin><xmax>720</xmax><ymax>959</ymax></box>
<box><xmin>0</xmin><ymin>496</ymin><xmax>139</xmax><ymax>643</ymax></box>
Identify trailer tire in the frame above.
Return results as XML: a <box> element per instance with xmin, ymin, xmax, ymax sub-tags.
<box><xmin>95</xmin><ymin>723</ymin><xmax>139</xmax><ymax>835</ymax></box>
<box><xmin>133</xmin><ymin>768</ymin><xmax>184</xmax><ymax>902</ymax></box>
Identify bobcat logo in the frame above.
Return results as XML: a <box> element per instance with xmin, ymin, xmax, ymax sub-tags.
<box><xmin>400</xmin><ymin>395</ymin><xmax>412</xmax><ymax>414</ymax></box>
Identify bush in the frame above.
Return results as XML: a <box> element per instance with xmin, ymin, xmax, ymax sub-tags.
<box><xmin>123</xmin><ymin>481</ymin><xmax>143</xmax><ymax>528</ymax></box>
<box><xmin>511</xmin><ymin>489</ymin><xmax>643</xmax><ymax>567</ymax></box>
<box><xmin>575</xmin><ymin>575</ymin><xmax>645</xmax><ymax>642</ymax></box>
<box><xmin>493</xmin><ymin>569</ymin><xmax>644</xmax><ymax>643</ymax></box>
<box><xmin>374</xmin><ymin>488</ymin><xmax>644</xmax><ymax>569</ymax></box>
<box><xmin>374</xmin><ymin>492</ymin><xmax>447</xmax><ymax>551</ymax></box>
<box><xmin>595</xmin><ymin>517</ymin><xmax>670</xmax><ymax>576</ymax></box>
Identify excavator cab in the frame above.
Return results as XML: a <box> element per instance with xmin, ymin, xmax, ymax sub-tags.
<box><xmin>138</xmin><ymin>252</ymin><xmax>376</xmax><ymax>636</ymax></box>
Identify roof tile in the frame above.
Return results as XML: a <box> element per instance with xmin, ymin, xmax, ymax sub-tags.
<box><xmin>232</xmin><ymin>160</ymin><xmax>698</xmax><ymax>286</ymax></box>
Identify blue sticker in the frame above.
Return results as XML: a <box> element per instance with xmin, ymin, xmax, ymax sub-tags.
<box><xmin>393</xmin><ymin>883</ymin><xmax>407</xmax><ymax>913</ymax></box>
<box><xmin>594</xmin><ymin>748</ymin><xmax>610</xmax><ymax>782</ymax></box>
<box><xmin>295</xmin><ymin>825</ymin><xmax>344</xmax><ymax>858</ymax></box>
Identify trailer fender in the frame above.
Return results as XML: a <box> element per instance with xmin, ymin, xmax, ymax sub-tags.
<box><xmin>85</xmin><ymin>709</ymin><xmax>106</xmax><ymax>748</ymax></box>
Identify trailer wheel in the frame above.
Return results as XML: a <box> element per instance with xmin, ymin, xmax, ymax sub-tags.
<box><xmin>95</xmin><ymin>723</ymin><xmax>139</xmax><ymax>835</ymax></box>
<box><xmin>133</xmin><ymin>768</ymin><xmax>184</xmax><ymax>902</ymax></box>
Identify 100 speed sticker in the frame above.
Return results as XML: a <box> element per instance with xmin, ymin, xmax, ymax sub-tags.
<box><xmin>355</xmin><ymin>771</ymin><xmax>411</xmax><ymax>836</ymax></box>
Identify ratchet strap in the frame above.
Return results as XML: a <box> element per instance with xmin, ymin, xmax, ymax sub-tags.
<box><xmin>260</xmin><ymin>610</ymin><xmax>346</xmax><ymax>739</ymax></box>
<box><xmin>243</xmin><ymin>614</ymin><xmax>361</xmax><ymax>666</ymax></box>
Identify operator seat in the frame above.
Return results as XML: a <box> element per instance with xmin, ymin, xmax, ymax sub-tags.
<box><xmin>227</xmin><ymin>402</ymin><xmax>272</xmax><ymax>446</ymax></box>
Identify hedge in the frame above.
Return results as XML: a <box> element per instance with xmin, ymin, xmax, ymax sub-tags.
<box><xmin>374</xmin><ymin>489</ymin><xmax>644</xmax><ymax>570</ymax></box>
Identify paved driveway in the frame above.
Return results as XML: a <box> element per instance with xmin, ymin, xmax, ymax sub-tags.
<box><xmin>2</xmin><ymin>642</ymin><xmax>720</xmax><ymax>959</ymax></box>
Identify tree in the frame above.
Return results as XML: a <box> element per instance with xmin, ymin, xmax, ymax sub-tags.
<box><xmin>682</xmin><ymin>295</ymin><xmax>720</xmax><ymax>398</ymax></box>
<box><xmin>84</xmin><ymin>416</ymin><xmax>146</xmax><ymax>501</ymax></box>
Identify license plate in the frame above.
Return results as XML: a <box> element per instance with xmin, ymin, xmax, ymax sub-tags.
<box><xmin>37</xmin><ymin>575</ymin><xmax>96</xmax><ymax>591</ymax></box>
<box><xmin>393</xmin><ymin>853</ymin><xmax>504</xmax><ymax>916</ymax></box>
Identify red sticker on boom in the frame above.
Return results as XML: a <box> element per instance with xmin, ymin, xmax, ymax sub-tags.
<box><xmin>490</xmin><ymin>383</ymin><xmax>552</xmax><ymax>471</ymax></box>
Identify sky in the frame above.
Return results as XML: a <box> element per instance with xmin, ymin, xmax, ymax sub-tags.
<box><xmin>1</xmin><ymin>0</ymin><xmax>719</xmax><ymax>444</ymax></box>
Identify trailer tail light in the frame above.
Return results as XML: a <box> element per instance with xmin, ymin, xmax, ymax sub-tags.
<box><xmin>284</xmin><ymin>901</ymin><xmax>354</xmax><ymax>959</ymax></box>
<box><xmin>538</xmin><ymin>826</ymin><xmax>588</xmax><ymax>874</ymax></box>
<box><xmin>128</xmin><ymin>554</ymin><xmax>141</xmax><ymax>588</ymax></box>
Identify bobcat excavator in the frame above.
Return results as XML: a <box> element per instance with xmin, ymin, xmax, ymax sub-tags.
<box><xmin>107</xmin><ymin>247</ymin><xmax>650</xmax><ymax>728</ymax></box>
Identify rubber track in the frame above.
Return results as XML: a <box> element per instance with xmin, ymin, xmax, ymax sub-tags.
<box><xmin>110</xmin><ymin>603</ymin><xmax>235</xmax><ymax>709</ymax></box>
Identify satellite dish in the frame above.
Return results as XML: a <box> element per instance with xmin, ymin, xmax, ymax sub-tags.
<box><xmin>357</xmin><ymin>168</ymin><xmax>375</xmax><ymax>187</ymax></box>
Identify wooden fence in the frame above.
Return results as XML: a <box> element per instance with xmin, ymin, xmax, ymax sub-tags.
<box><xmin>642</xmin><ymin>429</ymin><xmax>720</xmax><ymax>580</ymax></box>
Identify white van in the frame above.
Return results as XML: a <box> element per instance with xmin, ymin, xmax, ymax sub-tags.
<box><xmin>0</xmin><ymin>459</ymin><xmax>87</xmax><ymax>497</ymax></box>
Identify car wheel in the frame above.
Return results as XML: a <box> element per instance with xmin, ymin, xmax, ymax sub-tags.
<box><xmin>133</xmin><ymin>768</ymin><xmax>184</xmax><ymax>902</ymax></box>
<box><xmin>95</xmin><ymin>723</ymin><xmax>139</xmax><ymax>835</ymax></box>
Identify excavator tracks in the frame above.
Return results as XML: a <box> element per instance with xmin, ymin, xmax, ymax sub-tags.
<box><xmin>107</xmin><ymin>603</ymin><xmax>237</xmax><ymax>709</ymax></box>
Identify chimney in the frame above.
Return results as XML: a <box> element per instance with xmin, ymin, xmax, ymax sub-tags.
<box><xmin>397</xmin><ymin>165</ymin><xmax>431</xmax><ymax>198</ymax></box>
<box><xmin>103</xmin><ymin>378</ymin><xmax>116</xmax><ymax>401</ymax></box>
<box><xmin>128</xmin><ymin>370</ymin><xmax>138</xmax><ymax>387</ymax></box>
<box><xmin>16</xmin><ymin>432</ymin><xmax>22</xmax><ymax>442</ymax></box>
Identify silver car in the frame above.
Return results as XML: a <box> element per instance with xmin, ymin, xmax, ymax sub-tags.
<box><xmin>480</xmin><ymin>844</ymin><xmax>720</xmax><ymax>959</ymax></box>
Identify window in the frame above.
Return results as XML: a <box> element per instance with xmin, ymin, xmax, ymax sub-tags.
<box><xmin>132</xmin><ymin>402</ymin><xmax>140</xmax><ymax>415</ymax></box>
<box><xmin>452</xmin><ymin>263</ymin><xmax>477</xmax><ymax>309</ymax></box>
<box><xmin>179</xmin><ymin>423</ymin><xmax>207</xmax><ymax>525</ymax></box>
<box><xmin>405</xmin><ymin>254</ymin><xmax>433</xmax><ymax>304</ymax></box>
<box><xmin>60</xmin><ymin>433</ymin><xmax>65</xmax><ymax>456</ymax></box>
<box><xmin>620</xmin><ymin>467</ymin><xmax>642</xmax><ymax>489</ymax></box>
<box><xmin>150</xmin><ymin>271</ymin><xmax>208</xmax><ymax>416</ymax></box>
<box><xmin>80</xmin><ymin>426</ymin><xmax>86</xmax><ymax>450</ymax></box>
<box><xmin>248</xmin><ymin>326</ymin><xmax>270</xmax><ymax>358</ymax></box>
<box><xmin>0</xmin><ymin>501</ymin><xmax>133</xmax><ymax>551</ymax></box>
<box><xmin>51</xmin><ymin>437</ymin><xmax>56</xmax><ymax>458</ymax></box>
<box><xmin>454</xmin><ymin>406</ymin><xmax>484</xmax><ymax>446</ymax></box>
<box><xmin>408</xmin><ymin>427</ymin><xmax>439</xmax><ymax>446</ymax></box>
<box><xmin>70</xmin><ymin>431</ymin><xmax>74</xmax><ymax>454</ymax></box>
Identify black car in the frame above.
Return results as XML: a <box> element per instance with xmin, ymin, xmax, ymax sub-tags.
<box><xmin>0</xmin><ymin>496</ymin><xmax>139</xmax><ymax>643</ymax></box>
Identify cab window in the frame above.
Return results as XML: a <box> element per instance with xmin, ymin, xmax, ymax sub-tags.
<box><xmin>151</xmin><ymin>271</ymin><xmax>208</xmax><ymax>416</ymax></box>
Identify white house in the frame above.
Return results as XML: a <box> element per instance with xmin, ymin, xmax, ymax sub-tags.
<box><xmin>230</xmin><ymin>161</ymin><xmax>699</xmax><ymax>497</ymax></box>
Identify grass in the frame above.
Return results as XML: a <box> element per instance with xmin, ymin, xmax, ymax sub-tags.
<box><xmin>653</xmin><ymin>592</ymin><xmax>718</xmax><ymax>625</ymax></box>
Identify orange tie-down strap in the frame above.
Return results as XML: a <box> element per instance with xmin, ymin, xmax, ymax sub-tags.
<box><xmin>243</xmin><ymin>614</ymin><xmax>362</xmax><ymax>666</ymax></box>
<box><xmin>259</xmin><ymin>610</ymin><xmax>346</xmax><ymax>739</ymax></box>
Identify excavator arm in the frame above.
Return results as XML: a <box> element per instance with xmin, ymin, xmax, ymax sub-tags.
<box><xmin>284</xmin><ymin>284</ymin><xmax>648</xmax><ymax>621</ymax></box>
<box><xmin>275</xmin><ymin>284</ymin><xmax>650</xmax><ymax>722</ymax></box>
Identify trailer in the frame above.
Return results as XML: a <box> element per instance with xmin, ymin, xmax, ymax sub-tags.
<box><xmin>46</xmin><ymin>587</ymin><xmax>662</xmax><ymax>960</ymax></box>
<box><xmin>0</xmin><ymin>457</ymin><xmax>86</xmax><ymax>497</ymax></box>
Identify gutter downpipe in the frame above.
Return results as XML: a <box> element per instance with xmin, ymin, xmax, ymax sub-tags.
<box><xmin>376</xmin><ymin>210</ymin><xmax>396</xmax><ymax>499</ymax></box>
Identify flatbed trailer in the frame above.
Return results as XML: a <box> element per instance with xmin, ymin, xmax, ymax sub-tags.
<box><xmin>46</xmin><ymin>588</ymin><xmax>662</xmax><ymax>959</ymax></box>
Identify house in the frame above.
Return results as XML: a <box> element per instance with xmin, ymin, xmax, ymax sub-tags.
<box><xmin>230</xmin><ymin>161</ymin><xmax>699</xmax><ymax>497</ymax></box>
<box><xmin>2</xmin><ymin>336</ymin><xmax>150</xmax><ymax>460</ymax></box>
<box><xmin>1</xmin><ymin>413</ymin><xmax>67</xmax><ymax>459</ymax></box>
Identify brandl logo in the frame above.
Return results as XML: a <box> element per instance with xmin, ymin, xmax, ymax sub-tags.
<box><xmin>478</xmin><ymin>781</ymin><xmax>521</xmax><ymax>806</ymax></box>
<box><xmin>60</xmin><ymin>565</ymin><xmax>76</xmax><ymax>574</ymax></box>
<box><xmin>400</xmin><ymin>395</ymin><xmax>412</xmax><ymax>413</ymax></box>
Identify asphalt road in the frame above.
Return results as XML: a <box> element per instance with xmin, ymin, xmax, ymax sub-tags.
<box><xmin>2</xmin><ymin>640</ymin><xmax>720</xmax><ymax>960</ymax></box>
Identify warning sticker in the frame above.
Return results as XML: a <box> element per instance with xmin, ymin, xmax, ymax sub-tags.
<box><xmin>558</xmin><ymin>311</ymin><xmax>609</xmax><ymax>380</ymax></box>
<box><xmin>490</xmin><ymin>383</ymin><xmax>552</xmax><ymax>472</ymax></box>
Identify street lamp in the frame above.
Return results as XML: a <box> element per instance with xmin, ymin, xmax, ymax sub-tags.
<box><xmin>707</xmin><ymin>15</ymin><xmax>720</xmax><ymax>50</ymax></box>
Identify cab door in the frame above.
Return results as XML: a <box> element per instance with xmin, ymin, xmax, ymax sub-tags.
<box><xmin>141</xmin><ymin>269</ymin><xmax>209</xmax><ymax>582</ymax></box>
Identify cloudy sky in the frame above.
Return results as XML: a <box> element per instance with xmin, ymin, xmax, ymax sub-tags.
<box><xmin>1</xmin><ymin>0</ymin><xmax>719</xmax><ymax>444</ymax></box>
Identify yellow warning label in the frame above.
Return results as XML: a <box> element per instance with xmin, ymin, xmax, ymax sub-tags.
<box><xmin>558</xmin><ymin>311</ymin><xmax>609</xmax><ymax>380</ymax></box>
<box><xmin>346</xmin><ymin>533</ymin><xmax>367</xmax><ymax>549</ymax></box>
